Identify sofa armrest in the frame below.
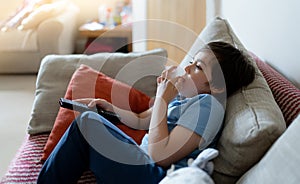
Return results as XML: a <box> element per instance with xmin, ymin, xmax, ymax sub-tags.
<box><xmin>37</xmin><ymin>4</ymin><xmax>79</xmax><ymax>56</ymax></box>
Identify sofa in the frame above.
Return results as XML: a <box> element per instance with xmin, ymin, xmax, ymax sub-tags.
<box><xmin>0</xmin><ymin>0</ymin><xmax>79</xmax><ymax>73</ymax></box>
<box><xmin>1</xmin><ymin>17</ymin><xmax>300</xmax><ymax>184</ymax></box>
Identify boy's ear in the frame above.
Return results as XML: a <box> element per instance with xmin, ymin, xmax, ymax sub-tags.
<box><xmin>211</xmin><ymin>86</ymin><xmax>225</xmax><ymax>94</ymax></box>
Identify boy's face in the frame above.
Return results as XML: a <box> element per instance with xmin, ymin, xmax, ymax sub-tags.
<box><xmin>180</xmin><ymin>51</ymin><xmax>214</xmax><ymax>97</ymax></box>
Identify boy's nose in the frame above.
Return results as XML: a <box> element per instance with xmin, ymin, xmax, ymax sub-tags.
<box><xmin>184</xmin><ymin>65</ymin><xmax>191</xmax><ymax>73</ymax></box>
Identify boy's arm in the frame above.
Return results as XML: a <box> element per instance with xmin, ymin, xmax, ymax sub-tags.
<box><xmin>74</xmin><ymin>98</ymin><xmax>152</xmax><ymax>130</ymax></box>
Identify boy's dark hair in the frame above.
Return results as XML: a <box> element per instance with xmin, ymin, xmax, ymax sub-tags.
<box><xmin>206</xmin><ymin>41</ymin><xmax>255</xmax><ymax>97</ymax></box>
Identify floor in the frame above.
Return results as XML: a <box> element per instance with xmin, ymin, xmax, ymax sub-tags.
<box><xmin>0</xmin><ymin>74</ymin><xmax>36</xmax><ymax>178</ymax></box>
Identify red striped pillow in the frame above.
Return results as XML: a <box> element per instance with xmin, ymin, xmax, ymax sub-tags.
<box><xmin>250</xmin><ymin>52</ymin><xmax>300</xmax><ymax>126</ymax></box>
<box><xmin>41</xmin><ymin>65</ymin><xmax>150</xmax><ymax>161</ymax></box>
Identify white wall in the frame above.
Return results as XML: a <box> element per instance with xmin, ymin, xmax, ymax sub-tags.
<box><xmin>131</xmin><ymin>0</ymin><xmax>147</xmax><ymax>52</ymax></box>
<box><xmin>214</xmin><ymin>0</ymin><xmax>300</xmax><ymax>88</ymax></box>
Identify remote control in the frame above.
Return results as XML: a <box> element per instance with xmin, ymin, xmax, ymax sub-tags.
<box><xmin>59</xmin><ymin>98</ymin><xmax>121</xmax><ymax>122</ymax></box>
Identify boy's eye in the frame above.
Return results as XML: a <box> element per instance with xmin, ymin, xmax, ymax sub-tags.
<box><xmin>195</xmin><ymin>62</ymin><xmax>202</xmax><ymax>70</ymax></box>
<box><xmin>189</xmin><ymin>60</ymin><xmax>202</xmax><ymax>70</ymax></box>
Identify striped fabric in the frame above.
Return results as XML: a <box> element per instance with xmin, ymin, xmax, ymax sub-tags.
<box><xmin>0</xmin><ymin>134</ymin><xmax>97</xmax><ymax>183</ymax></box>
<box><xmin>251</xmin><ymin>53</ymin><xmax>300</xmax><ymax>126</ymax></box>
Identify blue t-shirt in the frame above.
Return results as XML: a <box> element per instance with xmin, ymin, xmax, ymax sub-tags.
<box><xmin>140</xmin><ymin>94</ymin><xmax>224</xmax><ymax>169</ymax></box>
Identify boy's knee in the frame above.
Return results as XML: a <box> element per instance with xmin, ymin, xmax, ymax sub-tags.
<box><xmin>76</xmin><ymin>111</ymin><xmax>101</xmax><ymax>131</ymax></box>
<box><xmin>80</xmin><ymin>111</ymin><xmax>98</xmax><ymax>120</ymax></box>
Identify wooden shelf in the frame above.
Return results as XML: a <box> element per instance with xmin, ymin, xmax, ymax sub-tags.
<box><xmin>79</xmin><ymin>26</ymin><xmax>132</xmax><ymax>39</ymax></box>
<box><xmin>79</xmin><ymin>23</ymin><xmax>133</xmax><ymax>53</ymax></box>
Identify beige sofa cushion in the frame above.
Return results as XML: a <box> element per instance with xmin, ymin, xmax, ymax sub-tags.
<box><xmin>19</xmin><ymin>1</ymin><xmax>67</xmax><ymax>30</ymax></box>
<box><xmin>185</xmin><ymin>17</ymin><xmax>286</xmax><ymax>183</ymax></box>
<box><xmin>0</xmin><ymin>29</ymin><xmax>38</xmax><ymax>51</ymax></box>
<box><xmin>27</xmin><ymin>49</ymin><xmax>167</xmax><ymax>134</ymax></box>
<box><xmin>237</xmin><ymin>114</ymin><xmax>300</xmax><ymax>184</ymax></box>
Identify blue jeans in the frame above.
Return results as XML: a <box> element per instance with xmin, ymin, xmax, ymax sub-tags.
<box><xmin>37</xmin><ymin>111</ymin><xmax>165</xmax><ymax>184</ymax></box>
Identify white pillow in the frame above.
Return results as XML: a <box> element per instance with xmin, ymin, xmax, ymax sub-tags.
<box><xmin>237</xmin><ymin>114</ymin><xmax>300</xmax><ymax>184</ymax></box>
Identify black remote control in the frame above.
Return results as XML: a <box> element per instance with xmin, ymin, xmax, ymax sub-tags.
<box><xmin>59</xmin><ymin>98</ymin><xmax>121</xmax><ymax>123</ymax></box>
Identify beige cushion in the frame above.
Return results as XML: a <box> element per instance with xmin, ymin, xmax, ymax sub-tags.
<box><xmin>237</xmin><ymin>114</ymin><xmax>300</xmax><ymax>184</ymax></box>
<box><xmin>0</xmin><ymin>29</ymin><xmax>38</xmax><ymax>51</ymax></box>
<box><xmin>19</xmin><ymin>1</ymin><xmax>67</xmax><ymax>30</ymax></box>
<box><xmin>188</xmin><ymin>17</ymin><xmax>286</xmax><ymax>183</ymax></box>
<box><xmin>27</xmin><ymin>49</ymin><xmax>167</xmax><ymax>134</ymax></box>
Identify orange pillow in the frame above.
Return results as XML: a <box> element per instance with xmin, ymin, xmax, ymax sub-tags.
<box><xmin>41</xmin><ymin>64</ymin><xmax>151</xmax><ymax>161</ymax></box>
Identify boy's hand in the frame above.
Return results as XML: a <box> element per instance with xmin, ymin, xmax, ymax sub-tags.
<box><xmin>156</xmin><ymin>66</ymin><xmax>184</xmax><ymax>103</ymax></box>
<box><xmin>74</xmin><ymin>98</ymin><xmax>113</xmax><ymax>112</ymax></box>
